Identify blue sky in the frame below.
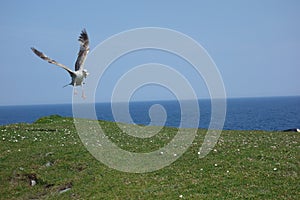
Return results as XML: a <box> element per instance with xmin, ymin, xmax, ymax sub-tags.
<box><xmin>0</xmin><ymin>0</ymin><xmax>299</xmax><ymax>105</ymax></box>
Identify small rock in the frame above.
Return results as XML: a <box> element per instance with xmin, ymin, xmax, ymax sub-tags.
<box><xmin>59</xmin><ymin>182</ymin><xmax>73</xmax><ymax>194</ymax></box>
<box><xmin>45</xmin><ymin>161</ymin><xmax>53</xmax><ymax>167</ymax></box>
<box><xmin>45</xmin><ymin>152</ymin><xmax>54</xmax><ymax>157</ymax></box>
<box><xmin>59</xmin><ymin>187</ymin><xmax>71</xmax><ymax>194</ymax></box>
<box><xmin>31</xmin><ymin>179</ymin><xmax>37</xmax><ymax>186</ymax></box>
<box><xmin>28</xmin><ymin>173</ymin><xmax>37</xmax><ymax>186</ymax></box>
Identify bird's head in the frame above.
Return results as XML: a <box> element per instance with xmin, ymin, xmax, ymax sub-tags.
<box><xmin>83</xmin><ymin>69</ymin><xmax>89</xmax><ymax>78</ymax></box>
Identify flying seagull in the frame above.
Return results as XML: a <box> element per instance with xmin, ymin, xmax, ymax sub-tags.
<box><xmin>31</xmin><ymin>29</ymin><xmax>90</xmax><ymax>98</ymax></box>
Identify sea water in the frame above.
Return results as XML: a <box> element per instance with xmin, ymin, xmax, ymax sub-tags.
<box><xmin>0</xmin><ymin>96</ymin><xmax>299</xmax><ymax>131</ymax></box>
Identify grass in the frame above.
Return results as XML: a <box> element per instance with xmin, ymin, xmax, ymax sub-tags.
<box><xmin>0</xmin><ymin>115</ymin><xmax>299</xmax><ymax>199</ymax></box>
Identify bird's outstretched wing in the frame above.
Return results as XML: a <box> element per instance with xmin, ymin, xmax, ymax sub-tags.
<box><xmin>74</xmin><ymin>29</ymin><xmax>89</xmax><ymax>71</ymax></box>
<box><xmin>31</xmin><ymin>47</ymin><xmax>75</xmax><ymax>76</ymax></box>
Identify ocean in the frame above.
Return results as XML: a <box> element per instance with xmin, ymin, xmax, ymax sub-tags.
<box><xmin>0</xmin><ymin>96</ymin><xmax>299</xmax><ymax>131</ymax></box>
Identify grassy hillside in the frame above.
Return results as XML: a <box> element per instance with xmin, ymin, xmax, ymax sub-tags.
<box><xmin>0</xmin><ymin>115</ymin><xmax>299</xmax><ymax>199</ymax></box>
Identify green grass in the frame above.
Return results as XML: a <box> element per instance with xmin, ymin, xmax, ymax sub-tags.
<box><xmin>0</xmin><ymin>115</ymin><xmax>299</xmax><ymax>199</ymax></box>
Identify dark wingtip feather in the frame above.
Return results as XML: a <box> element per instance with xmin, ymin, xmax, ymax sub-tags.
<box><xmin>31</xmin><ymin>47</ymin><xmax>42</xmax><ymax>56</ymax></box>
<box><xmin>30</xmin><ymin>47</ymin><xmax>39</xmax><ymax>55</ymax></box>
<box><xmin>78</xmin><ymin>29</ymin><xmax>89</xmax><ymax>43</ymax></box>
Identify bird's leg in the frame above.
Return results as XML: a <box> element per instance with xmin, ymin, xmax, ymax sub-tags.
<box><xmin>73</xmin><ymin>83</ymin><xmax>78</xmax><ymax>95</ymax></box>
<box><xmin>81</xmin><ymin>84</ymin><xmax>86</xmax><ymax>99</ymax></box>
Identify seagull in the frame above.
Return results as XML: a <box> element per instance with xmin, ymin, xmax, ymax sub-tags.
<box><xmin>31</xmin><ymin>29</ymin><xmax>90</xmax><ymax>98</ymax></box>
